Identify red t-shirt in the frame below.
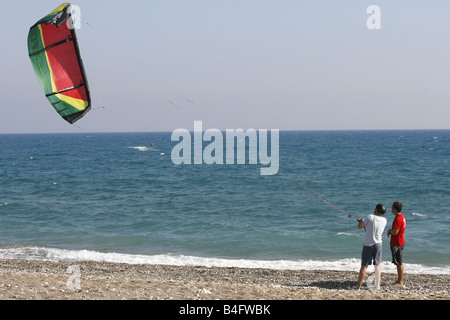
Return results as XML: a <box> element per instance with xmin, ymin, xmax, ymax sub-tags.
<box><xmin>390</xmin><ymin>213</ymin><xmax>406</xmax><ymax>246</ymax></box>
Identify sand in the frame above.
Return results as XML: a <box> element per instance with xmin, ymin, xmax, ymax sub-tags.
<box><xmin>0</xmin><ymin>258</ymin><xmax>448</xmax><ymax>300</ymax></box>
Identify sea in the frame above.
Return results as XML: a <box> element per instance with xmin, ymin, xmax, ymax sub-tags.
<box><xmin>0</xmin><ymin>130</ymin><xmax>449</xmax><ymax>274</ymax></box>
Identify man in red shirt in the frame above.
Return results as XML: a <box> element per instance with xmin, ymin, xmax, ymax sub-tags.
<box><xmin>387</xmin><ymin>201</ymin><xmax>406</xmax><ymax>286</ymax></box>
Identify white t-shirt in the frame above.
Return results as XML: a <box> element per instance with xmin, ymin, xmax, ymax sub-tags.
<box><xmin>363</xmin><ymin>214</ymin><xmax>387</xmax><ymax>246</ymax></box>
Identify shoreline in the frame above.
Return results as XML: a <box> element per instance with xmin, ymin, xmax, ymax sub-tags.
<box><xmin>0</xmin><ymin>258</ymin><xmax>448</xmax><ymax>300</ymax></box>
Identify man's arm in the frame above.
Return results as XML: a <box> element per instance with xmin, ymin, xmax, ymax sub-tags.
<box><xmin>358</xmin><ymin>219</ymin><xmax>366</xmax><ymax>230</ymax></box>
<box><xmin>387</xmin><ymin>228</ymin><xmax>399</xmax><ymax>237</ymax></box>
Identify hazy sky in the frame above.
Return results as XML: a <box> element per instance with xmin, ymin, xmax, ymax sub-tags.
<box><xmin>1</xmin><ymin>0</ymin><xmax>450</xmax><ymax>133</ymax></box>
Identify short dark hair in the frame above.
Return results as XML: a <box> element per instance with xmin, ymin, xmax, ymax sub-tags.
<box><xmin>392</xmin><ymin>201</ymin><xmax>403</xmax><ymax>212</ymax></box>
<box><xmin>375</xmin><ymin>204</ymin><xmax>386</xmax><ymax>215</ymax></box>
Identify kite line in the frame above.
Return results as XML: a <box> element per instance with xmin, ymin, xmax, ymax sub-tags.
<box><xmin>299</xmin><ymin>184</ymin><xmax>361</xmax><ymax>222</ymax></box>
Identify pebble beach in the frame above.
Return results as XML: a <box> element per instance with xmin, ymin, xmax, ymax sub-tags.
<box><xmin>0</xmin><ymin>258</ymin><xmax>448</xmax><ymax>300</ymax></box>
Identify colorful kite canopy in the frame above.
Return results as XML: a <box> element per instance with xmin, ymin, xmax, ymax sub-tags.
<box><xmin>27</xmin><ymin>3</ymin><xmax>91</xmax><ymax>124</ymax></box>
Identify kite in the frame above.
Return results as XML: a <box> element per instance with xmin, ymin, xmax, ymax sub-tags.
<box><xmin>27</xmin><ymin>3</ymin><xmax>91</xmax><ymax>124</ymax></box>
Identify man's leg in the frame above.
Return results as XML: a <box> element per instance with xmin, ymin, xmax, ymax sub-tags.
<box><xmin>391</xmin><ymin>245</ymin><xmax>404</xmax><ymax>286</ymax></box>
<box><xmin>374</xmin><ymin>264</ymin><xmax>381</xmax><ymax>289</ymax></box>
<box><xmin>395</xmin><ymin>265</ymin><xmax>404</xmax><ymax>286</ymax></box>
<box><xmin>357</xmin><ymin>265</ymin><xmax>367</xmax><ymax>289</ymax></box>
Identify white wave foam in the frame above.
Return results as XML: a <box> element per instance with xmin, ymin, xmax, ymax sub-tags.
<box><xmin>336</xmin><ymin>232</ymin><xmax>361</xmax><ymax>237</ymax></box>
<box><xmin>128</xmin><ymin>146</ymin><xmax>161</xmax><ymax>152</ymax></box>
<box><xmin>0</xmin><ymin>246</ymin><xmax>448</xmax><ymax>275</ymax></box>
<box><xmin>412</xmin><ymin>212</ymin><xmax>426</xmax><ymax>217</ymax></box>
<box><xmin>128</xmin><ymin>146</ymin><xmax>151</xmax><ymax>151</ymax></box>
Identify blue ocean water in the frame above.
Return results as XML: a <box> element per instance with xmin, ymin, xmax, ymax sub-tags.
<box><xmin>0</xmin><ymin>130</ymin><xmax>449</xmax><ymax>274</ymax></box>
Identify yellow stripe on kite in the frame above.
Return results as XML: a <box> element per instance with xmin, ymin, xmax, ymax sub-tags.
<box><xmin>37</xmin><ymin>24</ymin><xmax>58</xmax><ymax>94</ymax></box>
<box><xmin>56</xmin><ymin>93</ymin><xmax>89</xmax><ymax>111</ymax></box>
<box><xmin>48</xmin><ymin>3</ymin><xmax>69</xmax><ymax>15</ymax></box>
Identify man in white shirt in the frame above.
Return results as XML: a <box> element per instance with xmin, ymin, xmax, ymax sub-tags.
<box><xmin>356</xmin><ymin>204</ymin><xmax>387</xmax><ymax>290</ymax></box>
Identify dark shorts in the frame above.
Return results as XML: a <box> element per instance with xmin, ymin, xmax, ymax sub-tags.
<box><xmin>361</xmin><ymin>244</ymin><xmax>382</xmax><ymax>266</ymax></box>
<box><xmin>390</xmin><ymin>244</ymin><xmax>405</xmax><ymax>266</ymax></box>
